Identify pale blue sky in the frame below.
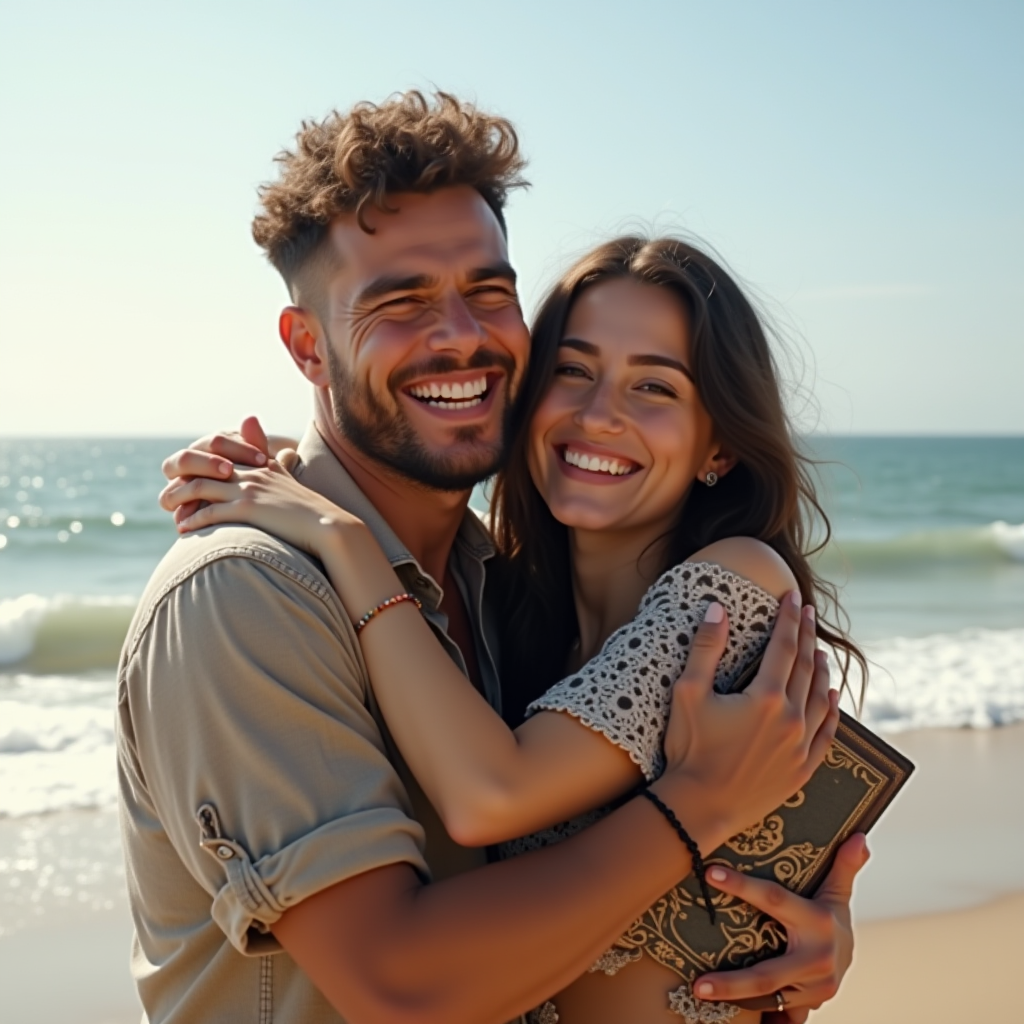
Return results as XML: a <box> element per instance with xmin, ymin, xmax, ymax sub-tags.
<box><xmin>1</xmin><ymin>0</ymin><xmax>1020</xmax><ymax>436</ymax></box>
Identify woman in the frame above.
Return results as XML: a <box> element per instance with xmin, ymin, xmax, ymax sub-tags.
<box><xmin>162</xmin><ymin>236</ymin><xmax>864</xmax><ymax>1023</ymax></box>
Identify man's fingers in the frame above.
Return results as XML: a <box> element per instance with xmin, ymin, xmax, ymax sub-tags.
<box><xmin>239</xmin><ymin>415</ymin><xmax>270</xmax><ymax>456</ymax></box>
<box><xmin>815</xmin><ymin>833</ymin><xmax>870</xmax><ymax>903</ymax></box>
<box><xmin>802</xmin><ymin>650</ymin><xmax>832</xmax><ymax>739</ymax></box>
<box><xmin>748</xmin><ymin>591</ymin><xmax>801</xmax><ymax>696</ymax></box>
<box><xmin>805</xmin><ymin>690</ymin><xmax>841</xmax><ymax>771</ymax></box>
<box><xmin>705</xmin><ymin>865</ymin><xmax>817</xmax><ymax>928</ymax></box>
<box><xmin>193</xmin><ymin>431</ymin><xmax>268</xmax><ymax>466</ymax></box>
<box><xmin>674</xmin><ymin>603</ymin><xmax>730</xmax><ymax>698</ymax></box>
<box><xmin>785</xmin><ymin>605</ymin><xmax>818</xmax><ymax>708</ymax></box>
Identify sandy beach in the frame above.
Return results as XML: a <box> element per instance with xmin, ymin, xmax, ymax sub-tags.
<box><xmin>0</xmin><ymin>724</ymin><xmax>1020</xmax><ymax>1023</ymax></box>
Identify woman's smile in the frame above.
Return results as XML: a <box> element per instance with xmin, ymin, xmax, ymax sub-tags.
<box><xmin>529</xmin><ymin>277</ymin><xmax>718</xmax><ymax>535</ymax></box>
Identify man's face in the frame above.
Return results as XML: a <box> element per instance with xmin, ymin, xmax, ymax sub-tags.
<box><xmin>317</xmin><ymin>187</ymin><xmax>530</xmax><ymax>491</ymax></box>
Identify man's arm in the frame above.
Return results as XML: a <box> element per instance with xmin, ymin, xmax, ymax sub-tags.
<box><xmin>271</xmin><ymin>595</ymin><xmax>837</xmax><ymax>1024</ymax></box>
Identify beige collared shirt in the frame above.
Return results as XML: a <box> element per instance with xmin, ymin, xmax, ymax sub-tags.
<box><xmin>116</xmin><ymin>425</ymin><xmax>501</xmax><ymax>1023</ymax></box>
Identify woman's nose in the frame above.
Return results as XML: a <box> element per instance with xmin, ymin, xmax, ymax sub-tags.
<box><xmin>573</xmin><ymin>382</ymin><xmax>625</xmax><ymax>435</ymax></box>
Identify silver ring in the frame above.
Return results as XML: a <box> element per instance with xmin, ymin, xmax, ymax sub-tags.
<box><xmin>774</xmin><ymin>991</ymin><xmax>786</xmax><ymax>1012</ymax></box>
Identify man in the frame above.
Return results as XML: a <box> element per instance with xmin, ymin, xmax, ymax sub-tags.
<box><xmin>124</xmin><ymin>91</ymin><xmax>866</xmax><ymax>1023</ymax></box>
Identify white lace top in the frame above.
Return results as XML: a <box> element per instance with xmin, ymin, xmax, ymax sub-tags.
<box><xmin>499</xmin><ymin>560</ymin><xmax>779</xmax><ymax>859</ymax></box>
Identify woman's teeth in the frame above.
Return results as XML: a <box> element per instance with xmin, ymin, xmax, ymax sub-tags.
<box><xmin>562</xmin><ymin>448</ymin><xmax>634</xmax><ymax>476</ymax></box>
<box><xmin>409</xmin><ymin>376</ymin><xmax>489</xmax><ymax>409</ymax></box>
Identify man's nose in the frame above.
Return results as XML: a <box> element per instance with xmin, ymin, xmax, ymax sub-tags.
<box><xmin>425</xmin><ymin>290</ymin><xmax>487</xmax><ymax>356</ymax></box>
<box><xmin>574</xmin><ymin>381</ymin><xmax>626</xmax><ymax>435</ymax></box>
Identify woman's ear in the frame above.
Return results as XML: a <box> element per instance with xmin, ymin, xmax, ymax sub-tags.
<box><xmin>697</xmin><ymin>444</ymin><xmax>738</xmax><ymax>485</ymax></box>
<box><xmin>279</xmin><ymin>307</ymin><xmax>330</xmax><ymax>387</ymax></box>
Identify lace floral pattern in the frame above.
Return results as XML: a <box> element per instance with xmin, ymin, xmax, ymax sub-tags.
<box><xmin>527</xmin><ymin>561</ymin><xmax>778</xmax><ymax>780</ymax></box>
<box><xmin>498</xmin><ymin>561</ymin><xmax>779</xmax><ymax>988</ymax></box>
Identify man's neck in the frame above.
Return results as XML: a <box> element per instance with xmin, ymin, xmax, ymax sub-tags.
<box><xmin>313</xmin><ymin>410</ymin><xmax>470</xmax><ymax>584</ymax></box>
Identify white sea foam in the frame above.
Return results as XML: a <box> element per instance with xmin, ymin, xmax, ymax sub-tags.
<box><xmin>842</xmin><ymin>628</ymin><xmax>1024</xmax><ymax>733</ymax></box>
<box><xmin>0</xmin><ymin>673</ymin><xmax>118</xmax><ymax>818</ymax></box>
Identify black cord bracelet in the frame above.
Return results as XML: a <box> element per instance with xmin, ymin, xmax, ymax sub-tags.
<box><xmin>639</xmin><ymin>789</ymin><xmax>716</xmax><ymax>925</ymax></box>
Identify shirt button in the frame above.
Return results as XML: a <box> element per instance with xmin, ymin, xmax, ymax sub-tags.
<box><xmin>216</xmin><ymin>845</ymin><xmax>234</xmax><ymax>860</ymax></box>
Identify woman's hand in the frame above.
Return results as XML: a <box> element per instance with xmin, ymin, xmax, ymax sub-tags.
<box><xmin>159</xmin><ymin>416</ymin><xmax>295</xmax><ymax>524</ymax></box>
<box><xmin>655</xmin><ymin>597</ymin><xmax>839</xmax><ymax>852</ymax></box>
<box><xmin>693</xmin><ymin>833</ymin><xmax>870</xmax><ymax>1020</ymax></box>
<box><xmin>160</xmin><ymin>456</ymin><xmax>364</xmax><ymax>560</ymax></box>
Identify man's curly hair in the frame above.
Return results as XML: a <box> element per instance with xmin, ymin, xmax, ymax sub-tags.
<box><xmin>252</xmin><ymin>91</ymin><xmax>529</xmax><ymax>291</ymax></box>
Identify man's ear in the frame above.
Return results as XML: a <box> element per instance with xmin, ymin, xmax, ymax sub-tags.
<box><xmin>697</xmin><ymin>443</ymin><xmax>739</xmax><ymax>484</ymax></box>
<box><xmin>279</xmin><ymin>307</ymin><xmax>330</xmax><ymax>387</ymax></box>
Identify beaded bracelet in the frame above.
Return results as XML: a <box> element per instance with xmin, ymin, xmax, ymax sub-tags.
<box><xmin>354</xmin><ymin>593</ymin><xmax>423</xmax><ymax>635</ymax></box>
<box><xmin>639</xmin><ymin>788</ymin><xmax>717</xmax><ymax>925</ymax></box>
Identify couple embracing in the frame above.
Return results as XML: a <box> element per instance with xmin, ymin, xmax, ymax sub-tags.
<box><xmin>118</xmin><ymin>91</ymin><xmax>869</xmax><ymax>1024</ymax></box>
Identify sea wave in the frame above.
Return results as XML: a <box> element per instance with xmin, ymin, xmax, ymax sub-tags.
<box><xmin>2</xmin><ymin>624</ymin><xmax>1023</xmax><ymax>818</ymax></box>
<box><xmin>844</xmin><ymin>627</ymin><xmax>1024</xmax><ymax>732</ymax></box>
<box><xmin>818</xmin><ymin>520</ymin><xmax>1024</xmax><ymax>569</ymax></box>
<box><xmin>0</xmin><ymin>595</ymin><xmax>135</xmax><ymax>673</ymax></box>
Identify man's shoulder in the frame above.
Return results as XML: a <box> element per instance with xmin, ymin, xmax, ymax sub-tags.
<box><xmin>125</xmin><ymin>524</ymin><xmax>343</xmax><ymax>663</ymax></box>
<box><xmin>148</xmin><ymin>522</ymin><xmax>332</xmax><ymax>599</ymax></box>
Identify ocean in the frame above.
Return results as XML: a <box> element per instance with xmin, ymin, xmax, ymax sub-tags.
<box><xmin>1</xmin><ymin>436</ymin><xmax>1022</xmax><ymax>821</ymax></box>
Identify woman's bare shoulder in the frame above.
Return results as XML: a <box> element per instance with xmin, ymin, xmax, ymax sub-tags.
<box><xmin>687</xmin><ymin>536</ymin><xmax>797</xmax><ymax>601</ymax></box>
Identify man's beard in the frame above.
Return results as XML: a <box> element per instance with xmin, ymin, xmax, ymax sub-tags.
<box><xmin>326</xmin><ymin>345</ymin><xmax>517</xmax><ymax>492</ymax></box>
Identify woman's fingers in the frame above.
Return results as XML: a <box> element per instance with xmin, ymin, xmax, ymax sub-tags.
<box><xmin>176</xmin><ymin>500</ymin><xmax>243</xmax><ymax>534</ymax></box>
<box><xmin>704</xmin><ymin>865</ymin><xmax>819</xmax><ymax>929</ymax></box>
<box><xmin>161</xmin><ymin>477</ymin><xmax>239</xmax><ymax>514</ymax></box>
<box><xmin>160</xmin><ymin>449</ymin><xmax>235</xmax><ymax>488</ymax></box>
<box><xmin>239</xmin><ymin>415</ymin><xmax>269</xmax><ymax>455</ymax></box>
<box><xmin>814</xmin><ymin>833</ymin><xmax>870</xmax><ymax>904</ymax></box>
<box><xmin>747</xmin><ymin>591</ymin><xmax>801</xmax><ymax>698</ymax></box>
<box><xmin>173</xmin><ymin>500</ymin><xmax>203</xmax><ymax>525</ymax></box>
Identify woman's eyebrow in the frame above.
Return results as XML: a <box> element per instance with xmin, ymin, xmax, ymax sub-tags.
<box><xmin>559</xmin><ymin>337</ymin><xmax>599</xmax><ymax>355</ymax></box>
<box><xmin>628</xmin><ymin>353</ymin><xmax>694</xmax><ymax>383</ymax></box>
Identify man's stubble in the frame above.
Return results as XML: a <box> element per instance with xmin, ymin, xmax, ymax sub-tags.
<box><xmin>325</xmin><ymin>342</ymin><xmax>517</xmax><ymax>493</ymax></box>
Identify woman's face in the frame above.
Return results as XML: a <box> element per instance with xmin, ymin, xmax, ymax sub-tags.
<box><xmin>527</xmin><ymin>277</ymin><xmax>720</xmax><ymax>536</ymax></box>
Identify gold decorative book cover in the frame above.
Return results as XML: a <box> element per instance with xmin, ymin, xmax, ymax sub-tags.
<box><xmin>615</xmin><ymin>671</ymin><xmax>915</xmax><ymax>984</ymax></box>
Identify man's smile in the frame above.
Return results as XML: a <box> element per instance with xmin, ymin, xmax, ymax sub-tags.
<box><xmin>402</xmin><ymin>371</ymin><xmax>502</xmax><ymax>416</ymax></box>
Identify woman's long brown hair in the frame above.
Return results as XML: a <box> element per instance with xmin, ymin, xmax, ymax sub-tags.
<box><xmin>491</xmin><ymin>236</ymin><xmax>866</xmax><ymax>726</ymax></box>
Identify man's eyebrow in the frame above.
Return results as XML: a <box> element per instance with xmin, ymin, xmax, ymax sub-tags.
<box><xmin>354</xmin><ymin>273</ymin><xmax>435</xmax><ymax>306</ymax></box>
<box><xmin>467</xmin><ymin>262</ymin><xmax>518</xmax><ymax>286</ymax></box>
<box><xmin>628</xmin><ymin>353</ymin><xmax>695</xmax><ymax>382</ymax></box>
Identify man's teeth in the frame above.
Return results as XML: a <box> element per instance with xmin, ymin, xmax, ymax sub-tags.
<box><xmin>409</xmin><ymin>376</ymin><xmax>489</xmax><ymax>408</ymax></box>
<box><xmin>562</xmin><ymin>449</ymin><xmax>634</xmax><ymax>476</ymax></box>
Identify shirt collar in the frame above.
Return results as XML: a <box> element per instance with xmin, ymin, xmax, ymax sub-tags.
<box><xmin>293</xmin><ymin>424</ymin><xmax>495</xmax><ymax>607</ymax></box>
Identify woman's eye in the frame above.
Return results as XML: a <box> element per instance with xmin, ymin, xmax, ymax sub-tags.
<box><xmin>637</xmin><ymin>381</ymin><xmax>677</xmax><ymax>397</ymax></box>
<box><xmin>554</xmin><ymin>364</ymin><xmax>589</xmax><ymax>379</ymax></box>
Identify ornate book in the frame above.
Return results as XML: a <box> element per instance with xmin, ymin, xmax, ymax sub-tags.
<box><xmin>612</xmin><ymin>664</ymin><xmax>915</xmax><ymax>984</ymax></box>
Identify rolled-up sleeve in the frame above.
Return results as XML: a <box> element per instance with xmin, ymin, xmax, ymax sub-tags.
<box><xmin>121</xmin><ymin>547</ymin><xmax>428</xmax><ymax>954</ymax></box>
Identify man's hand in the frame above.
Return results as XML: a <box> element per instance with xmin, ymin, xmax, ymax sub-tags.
<box><xmin>160</xmin><ymin>416</ymin><xmax>272</xmax><ymax>524</ymax></box>
<box><xmin>657</xmin><ymin>596</ymin><xmax>840</xmax><ymax>852</ymax></box>
<box><xmin>693</xmin><ymin>834</ymin><xmax>871</xmax><ymax>1021</ymax></box>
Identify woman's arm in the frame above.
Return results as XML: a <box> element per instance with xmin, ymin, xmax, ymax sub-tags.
<box><xmin>167</xmin><ymin>462</ymin><xmax>803</xmax><ymax>846</ymax></box>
